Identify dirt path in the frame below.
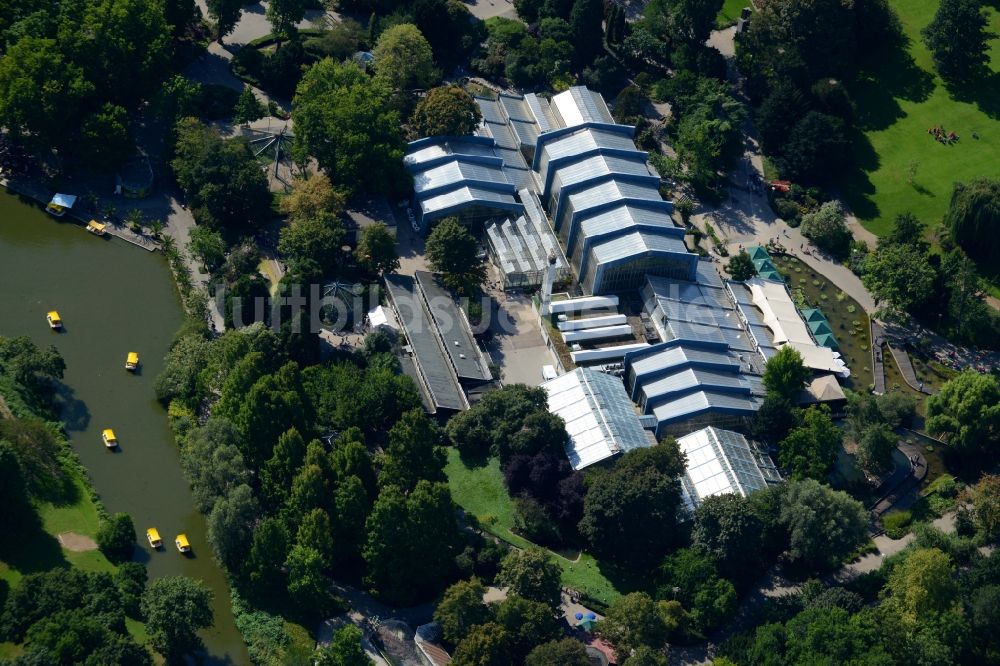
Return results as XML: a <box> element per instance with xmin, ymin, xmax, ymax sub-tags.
<box><xmin>57</xmin><ymin>532</ymin><xmax>98</xmax><ymax>552</ymax></box>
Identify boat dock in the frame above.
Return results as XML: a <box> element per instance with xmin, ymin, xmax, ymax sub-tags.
<box><xmin>1</xmin><ymin>175</ymin><xmax>160</xmax><ymax>252</ymax></box>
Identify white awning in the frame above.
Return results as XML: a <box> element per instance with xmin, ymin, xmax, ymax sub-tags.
<box><xmin>49</xmin><ymin>193</ymin><xmax>77</xmax><ymax>209</ymax></box>
<box><xmin>367</xmin><ymin>305</ymin><xmax>398</xmax><ymax>331</ymax></box>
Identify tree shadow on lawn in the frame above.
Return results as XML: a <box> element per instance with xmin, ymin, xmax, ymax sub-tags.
<box><xmin>840</xmin><ymin>127</ymin><xmax>882</xmax><ymax>221</ymax></box>
<box><xmin>590</xmin><ymin>558</ymin><xmax>650</xmax><ymax>600</ymax></box>
<box><xmin>946</xmin><ymin>70</ymin><xmax>1000</xmax><ymax>120</ymax></box>
<box><xmin>0</xmin><ymin>510</ymin><xmax>70</xmax><ymax>578</ymax></box>
<box><xmin>456</xmin><ymin>445</ymin><xmax>491</xmax><ymax>469</ymax></box>
<box><xmin>852</xmin><ymin>36</ymin><xmax>935</xmax><ymax>132</ymax></box>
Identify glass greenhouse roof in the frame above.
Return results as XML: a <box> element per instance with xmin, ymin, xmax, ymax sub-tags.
<box><xmin>677</xmin><ymin>426</ymin><xmax>782</xmax><ymax>510</ymax></box>
<box><xmin>543</xmin><ymin>368</ymin><xmax>654</xmax><ymax>470</ymax></box>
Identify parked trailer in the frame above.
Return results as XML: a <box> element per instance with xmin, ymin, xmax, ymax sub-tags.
<box><xmin>548</xmin><ymin>295</ymin><xmax>620</xmax><ymax>315</ymax></box>
<box><xmin>571</xmin><ymin>343</ymin><xmax>650</xmax><ymax>364</ymax></box>
<box><xmin>557</xmin><ymin>314</ymin><xmax>628</xmax><ymax>331</ymax></box>
<box><xmin>562</xmin><ymin>325</ymin><xmax>634</xmax><ymax>344</ymax></box>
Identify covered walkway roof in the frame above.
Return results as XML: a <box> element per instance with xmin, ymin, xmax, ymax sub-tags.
<box><xmin>384</xmin><ymin>274</ymin><xmax>467</xmax><ymax>413</ymax></box>
<box><xmin>744</xmin><ymin>279</ymin><xmax>844</xmax><ymax>373</ymax></box>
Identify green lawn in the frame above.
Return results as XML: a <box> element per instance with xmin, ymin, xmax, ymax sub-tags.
<box><xmin>716</xmin><ymin>0</ymin><xmax>750</xmax><ymax>28</ymax></box>
<box><xmin>0</xmin><ymin>468</ymin><xmax>113</xmax><ymax>588</ymax></box>
<box><xmin>845</xmin><ymin>0</ymin><xmax>1000</xmax><ymax>243</ymax></box>
<box><xmin>444</xmin><ymin>449</ymin><xmax>634</xmax><ymax>608</ymax></box>
<box><xmin>0</xmin><ymin>643</ymin><xmax>23</xmax><ymax>660</ymax></box>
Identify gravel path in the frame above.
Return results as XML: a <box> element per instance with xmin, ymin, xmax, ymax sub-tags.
<box><xmin>57</xmin><ymin>532</ymin><xmax>98</xmax><ymax>552</ymax></box>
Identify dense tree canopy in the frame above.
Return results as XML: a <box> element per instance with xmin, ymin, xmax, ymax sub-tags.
<box><xmin>425</xmin><ymin>217</ymin><xmax>488</xmax><ymax>294</ymax></box>
<box><xmin>862</xmin><ymin>242</ymin><xmax>936</xmax><ymax>319</ymax></box>
<box><xmin>0</xmin><ymin>0</ymin><xmax>175</xmax><ymax>167</ymax></box>
<box><xmin>886</xmin><ymin>547</ymin><xmax>958</xmax><ymax>624</ymax></box>
<box><xmin>356</xmin><ymin>223</ymin><xmax>400</xmax><ymax>275</ymax></box>
<box><xmin>926</xmin><ymin>371</ymin><xmax>1000</xmax><ymax>461</ymax></box>
<box><xmin>233</xmin><ymin>86</ymin><xmax>265</xmax><ymax>125</ymax></box>
<box><xmin>944</xmin><ymin>177</ymin><xmax>1000</xmax><ymax>267</ymax></box>
<box><xmin>377</xmin><ymin>408</ymin><xmax>446</xmax><ymax>492</ymax></box>
<box><xmin>569</xmin><ymin>0</ymin><xmax>603</xmax><ymax>65</ymax></box>
<box><xmin>779</xmin><ymin>479</ymin><xmax>868</xmax><ymax>571</ymax></box>
<box><xmin>726</xmin><ymin>249</ymin><xmax>757</xmax><ymax>281</ymax></box>
<box><xmin>266</xmin><ymin>0</ymin><xmax>305</xmax><ymax>40</ymax></box>
<box><xmin>451</xmin><ymin>621</ymin><xmax>512</xmax><ymax>666</ymax></box>
<box><xmin>445</xmin><ymin>384</ymin><xmax>552</xmax><ymax>459</ymax></box>
<box><xmin>778</xmin><ymin>405</ymin><xmax>842</xmax><ymax>481</ymax></box>
<box><xmin>363</xmin><ymin>480</ymin><xmax>460</xmax><ymax>605</ymax></box>
<box><xmin>963</xmin><ymin>475</ymin><xmax>1000</xmax><ymax>543</ymax></box>
<box><xmin>495</xmin><ymin>548</ymin><xmax>562</xmax><ymax>608</ymax></box>
<box><xmin>96</xmin><ymin>512</ymin><xmax>136</xmax><ymax>563</ymax></box>
<box><xmin>856</xmin><ymin>424</ymin><xmax>896</xmax><ymax>475</ymax></box>
<box><xmin>762</xmin><ymin>346</ymin><xmax>810</xmax><ymax>402</ymax></box>
<box><xmin>410</xmin><ymin>86</ymin><xmax>483</xmax><ymax>137</ymax></box>
<box><xmin>800</xmin><ymin>201</ymin><xmax>851</xmax><ymax>258</ymax></box>
<box><xmin>293</xmin><ymin>59</ymin><xmax>405</xmax><ymax>195</ymax></box>
<box><xmin>525</xmin><ymin>638</ymin><xmax>592</xmax><ymax>666</ymax></box>
<box><xmin>171</xmin><ymin>118</ymin><xmax>272</xmax><ymax>233</ymax></box>
<box><xmin>578</xmin><ymin>441</ymin><xmax>686</xmax><ymax>566</ymax></box>
<box><xmin>774</xmin><ymin>111</ymin><xmax>851</xmax><ymax>184</ymax></box>
<box><xmin>207</xmin><ymin>0</ymin><xmax>243</xmax><ymax>41</ymax></box>
<box><xmin>735</xmin><ymin>0</ymin><xmax>898</xmax><ymax>183</ymax></box>
<box><xmin>692</xmin><ymin>493</ymin><xmax>764</xmax><ymax>582</ymax></box>
<box><xmin>434</xmin><ymin>578</ymin><xmax>490</xmax><ymax>645</ymax></box>
<box><xmin>373</xmin><ymin>23</ymin><xmax>438</xmax><ymax>91</ymax></box>
<box><xmin>0</xmin><ymin>336</ymin><xmax>65</xmax><ymax>400</ymax></box>
<box><xmin>277</xmin><ymin>214</ymin><xmax>346</xmax><ymax>274</ymax></box>
<box><xmin>141</xmin><ymin>576</ymin><xmax>214</xmax><ymax>661</ymax></box>
<box><xmin>599</xmin><ymin>592</ymin><xmax>669</xmax><ymax>658</ymax></box>
<box><xmin>315</xmin><ymin>625</ymin><xmax>373</xmax><ymax>665</ymax></box>
<box><xmin>922</xmin><ymin>0</ymin><xmax>990</xmax><ymax>83</ymax></box>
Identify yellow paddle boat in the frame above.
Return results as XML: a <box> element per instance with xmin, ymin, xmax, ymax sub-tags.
<box><xmin>46</xmin><ymin>311</ymin><xmax>62</xmax><ymax>330</ymax></box>
<box><xmin>175</xmin><ymin>534</ymin><xmax>191</xmax><ymax>553</ymax></box>
<box><xmin>86</xmin><ymin>220</ymin><xmax>107</xmax><ymax>236</ymax></box>
<box><xmin>147</xmin><ymin>528</ymin><xmax>162</xmax><ymax>549</ymax></box>
<box><xmin>102</xmin><ymin>429</ymin><xmax>118</xmax><ymax>449</ymax></box>
<box><xmin>125</xmin><ymin>352</ymin><xmax>139</xmax><ymax>371</ymax></box>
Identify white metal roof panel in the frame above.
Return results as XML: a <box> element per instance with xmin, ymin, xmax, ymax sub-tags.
<box><xmin>405</xmin><ymin>140</ymin><xmax>496</xmax><ymax>166</ymax></box>
<box><xmin>551</xmin><ymin>87</ymin><xmax>614</xmax><ymax>127</ymax></box>
<box><xmin>548</xmin><ymin>295</ymin><xmax>620</xmax><ymax>314</ymax></box>
<box><xmin>413</xmin><ymin>159</ymin><xmax>508</xmax><ymax>195</ymax></box>
<box><xmin>590</xmin><ymin>230</ymin><xmax>690</xmax><ymax>264</ymax></box>
<box><xmin>558</xmin><ymin>314</ymin><xmax>628</xmax><ymax>331</ymax></box>
<box><xmin>562</xmin><ymin>324</ymin><xmax>634</xmax><ymax>343</ymax></box>
<box><xmin>550</xmin><ymin>153</ymin><xmax>652</xmax><ymax>195</ymax></box>
<box><xmin>629</xmin><ymin>344</ymin><xmax>738</xmax><ymax>377</ymax></box>
<box><xmin>578</xmin><ymin>204</ymin><xmax>678</xmax><ymax>240</ymax></box>
<box><xmin>419</xmin><ymin>186</ymin><xmax>519</xmax><ymax>215</ymax></box>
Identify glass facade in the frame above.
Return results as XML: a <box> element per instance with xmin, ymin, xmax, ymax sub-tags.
<box><xmin>585</xmin><ymin>253</ymin><xmax>695</xmax><ymax>295</ymax></box>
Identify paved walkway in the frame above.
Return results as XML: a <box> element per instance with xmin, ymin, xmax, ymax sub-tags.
<box><xmin>881</xmin><ymin>318</ymin><xmax>1000</xmax><ymax>374</ymax></box>
<box><xmin>885</xmin><ymin>341</ymin><xmax>933</xmax><ymax>394</ymax></box>
<box><xmin>868</xmin><ymin>440</ymin><xmax>928</xmax><ymax>517</ymax></box>
<box><xmin>699</xmin><ymin>28</ymin><xmax>877</xmax><ymax>314</ymax></box>
<box><xmin>871</xmin><ymin>321</ymin><xmax>887</xmax><ymax>394</ymax></box>
<box><xmin>194</xmin><ymin>1</ymin><xmax>332</xmax><ymax>46</ymax></box>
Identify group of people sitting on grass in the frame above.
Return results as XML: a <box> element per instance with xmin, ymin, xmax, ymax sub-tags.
<box><xmin>928</xmin><ymin>125</ymin><xmax>959</xmax><ymax>144</ymax></box>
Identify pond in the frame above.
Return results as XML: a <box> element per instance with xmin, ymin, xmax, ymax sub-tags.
<box><xmin>773</xmin><ymin>254</ymin><xmax>873</xmax><ymax>391</ymax></box>
<box><xmin>0</xmin><ymin>190</ymin><xmax>248</xmax><ymax>663</ymax></box>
